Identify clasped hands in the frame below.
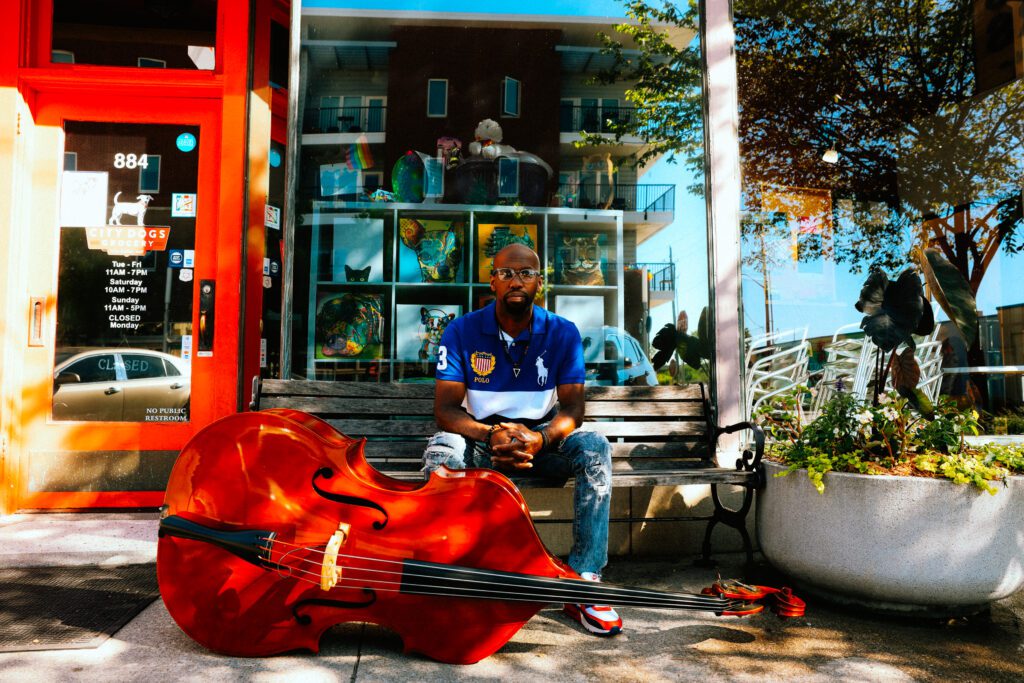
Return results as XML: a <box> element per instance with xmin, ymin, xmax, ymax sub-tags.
<box><xmin>488</xmin><ymin>423</ymin><xmax>545</xmax><ymax>471</ymax></box>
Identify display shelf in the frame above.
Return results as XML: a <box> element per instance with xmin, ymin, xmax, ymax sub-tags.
<box><xmin>305</xmin><ymin>203</ymin><xmax>624</xmax><ymax>381</ymax></box>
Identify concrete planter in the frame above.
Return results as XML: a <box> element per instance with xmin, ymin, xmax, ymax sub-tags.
<box><xmin>757</xmin><ymin>460</ymin><xmax>1024</xmax><ymax>616</ymax></box>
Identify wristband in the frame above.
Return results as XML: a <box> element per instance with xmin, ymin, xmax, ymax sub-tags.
<box><xmin>539</xmin><ymin>430</ymin><xmax>549</xmax><ymax>452</ymax></box>
<box><xmin>486</xmin><ymin>424</ymin><xmax>499</xmax><ymax>448</ymax></box>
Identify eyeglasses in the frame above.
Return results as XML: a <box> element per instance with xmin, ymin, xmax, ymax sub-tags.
<box><xmin>491</xmin><ymin>268</ymin><xmax>541</xmax><ymax>282</ymax></box>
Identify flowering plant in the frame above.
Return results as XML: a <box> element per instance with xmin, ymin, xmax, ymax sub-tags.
<box><xmin>756</xmin><ymin>387</ymin><xmax>1024</xmax><ymax>494</ymax></box>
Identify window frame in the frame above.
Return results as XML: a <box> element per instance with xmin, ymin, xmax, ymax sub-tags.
<box><xmin>426</xmin><ymin>79</ymin><xmax>448</xmax><ymax>118</ymax></box>
<box><xmin>138</xmin><ymin>153</ymin><xmax>161</xmax><ymax>193</ymax></box>
<box><xmin>501</xmin><ymin>76</ymin><xmax>521</xmax><ymax>118</ymax></box>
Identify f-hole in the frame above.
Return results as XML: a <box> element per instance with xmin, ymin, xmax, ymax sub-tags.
<box><xmin>311</xmin><ymin>468</ymin><xmax>390</xmax><ymax>529</ymax></box>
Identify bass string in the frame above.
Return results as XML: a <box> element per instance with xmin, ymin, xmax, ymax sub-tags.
<box><xmin>273</xmin><ymin>553</ymin><xmax>730</xmax><ymax>610</ymax></box>
<box><xmin>261</xmin><ymin>540</ymin><xmax>735</xmax><ymax>612</ymax></box>
<box><xmin>266</xmin><ymin>553</ymin><xmax>739</xmax><ymax>611</ymax></box>
<box><xmin>269</xmin><ymin>537</ymin><xmax>725</xmax><ymax>604</ymax></box>
<box><xmin>263</xmin><ymin>565</ymin><xmax>747</xmax><ymax>613</ymax></box>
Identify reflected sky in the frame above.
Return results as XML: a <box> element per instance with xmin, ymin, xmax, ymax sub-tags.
<box><xmin>303</xmin><ymin>0</ymin><xmax>629</xmax><ymax>16</ymax></box>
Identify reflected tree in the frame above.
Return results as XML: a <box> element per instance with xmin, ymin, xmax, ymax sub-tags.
<box><xmin>595</xmin><ymin>0</ymin><xmax>1024</xmax><ymax>378</ymax></box>
<box><xmin>594</xmin><ymin>0</ymin><xmax>1023</xmax><ymax>290</ymax></box>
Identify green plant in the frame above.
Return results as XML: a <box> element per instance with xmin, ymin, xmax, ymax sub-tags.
<box><xmin>756</xmin><ymin>388</ymin><xmax>1024</xmax><ymax>494</ymax></box>
<box><xmin>649</xmin><ymin>306</ymin><xmax>710</xmax><ymax>373</ymax></box>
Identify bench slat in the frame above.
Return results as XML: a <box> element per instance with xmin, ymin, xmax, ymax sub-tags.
<box><xmin>325</xmin><ymin>419</ymin><xmax>707</xmax><ymax>438</ymax></box>
<box><xmin>262</xmin><ymin>396</ymin><xmax>704</xmax><ymax>419</ymax></box>
<box><xmin>260</xmin><ymin>379</ymin><xmax>703</xmax><ymax>402</ymax></box>
<box><xmin>372</xmin><ymin>468</ymin><xmax>754</xmax><ymax>488</ymax></box>
<box><xmin>360</xmin><ymin>441</ymin><xmax>708</xmax><ymax>460</ymax></box>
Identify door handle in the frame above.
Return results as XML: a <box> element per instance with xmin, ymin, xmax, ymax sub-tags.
<box><xmin>29</xmin><ymin>297</ymin><xmax>45</xmax><ymax>347</ymax></box>
<box><xmin>170</xmin><ymin>382</ymin><xmax>184</xmax><ymax>390</ymax></box>
<box><xmin>105</xmin><ymin>387</ymin><xmax>122</xmax><ymax>395</ymax></box>
<box><xmin>198</xmin><ymin>280</ymin><xmax>215</xmax><ymax>354</ymax></box>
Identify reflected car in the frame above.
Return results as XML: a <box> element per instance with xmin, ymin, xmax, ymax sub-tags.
<box><xmin>579</xmin><ymin>327</ymin><xmax>659</xmax><ymax>387</ymax></box>
<box><xmin>52</xmin><ymin>348</ymin><xmax>191</xmax><ymax>422</ymax></box>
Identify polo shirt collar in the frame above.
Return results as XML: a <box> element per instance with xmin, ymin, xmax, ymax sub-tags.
<box><xmin>481</xmin><ymin>302</ymin><xmax>549</xmax><ymax>338</ymax></box>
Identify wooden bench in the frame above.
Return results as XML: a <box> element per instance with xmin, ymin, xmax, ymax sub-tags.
<box><xmin>252</xmin><ymin>379</ymin><xmax>765</xmax><ymax>564</ymax></box>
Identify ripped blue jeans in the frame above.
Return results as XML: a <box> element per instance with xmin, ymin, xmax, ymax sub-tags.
<box><xmin>422</xmin><ymin>425</ymin><xmax>612</xmax><ymax>577</ymax></box>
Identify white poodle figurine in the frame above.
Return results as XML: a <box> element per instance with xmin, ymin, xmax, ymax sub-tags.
<box><xmin>468</xmin><ymin>118</ymin><xmax>516</xmax><ymax>159</ymax></box>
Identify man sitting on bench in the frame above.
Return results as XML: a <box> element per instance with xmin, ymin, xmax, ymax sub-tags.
<box><xmin>421</xmin><ymin>243</ymin><xmax>621</xmax><ymax>636</ymax></box>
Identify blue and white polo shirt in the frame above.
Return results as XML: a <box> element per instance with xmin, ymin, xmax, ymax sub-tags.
<box><xmin>435</xmin><ymin>302</ymin><xmax>585</xmax><ymax>421</ymax></box>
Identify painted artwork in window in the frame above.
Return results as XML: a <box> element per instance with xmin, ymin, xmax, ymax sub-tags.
<box><xmin>333</xmin><ymin>217</ymin><xmax>384</xmax><ymax>283</ymax></box>
<box><xmin>398</xmin><ymin>218</ymin><xmax>465</xmax><ymax>283</ymax></box>
<box><xmin>314</xmin><ymin>291</ymin><xmax>385</xmax><ymax>360</ymax></box>
<box><xmin>556</xmin><ymin>232</ymin><xmax>607</xmax><ymax>286</ymax></box>
<box><xmin>476</xmin><ymin>223</ymin><xmax>538</xmax><ymax>282</ymax></box>
<box><xmin>395</xmin><ymin>304</ymin><xmax>461</xmax><ymax>362</ymax></box>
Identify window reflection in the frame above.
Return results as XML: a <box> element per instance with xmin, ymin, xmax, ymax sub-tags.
<box><xmin>737</xmin><ymin>0</ymin><xmax>1024</xmax><ymax>431</ymax></box>
<box><xmin>292</xmin><ymin>11</ymin><xmax>709</xmax><ymax>386</ymax></box>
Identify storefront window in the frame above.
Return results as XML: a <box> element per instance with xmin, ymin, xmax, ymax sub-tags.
<box><xmin>51</xmin><ymin>0</ymin><xmax>217</xmax><ymax>70</ymax></box>
<box><xmin>54</xmin><ymin>122</ymin><xmax>199</xmax><ymax>422</ymax></box>
<box><xmin>736</xmin><ymin>0</ymin><xmax>1024</xmax><ymax>432</ymax></box>
<box><xmin>289</xmin><ymin>5</ymin><xmax>709</xmax><ymax>388</ymax></box>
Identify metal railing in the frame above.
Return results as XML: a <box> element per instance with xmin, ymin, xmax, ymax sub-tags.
<box><xmin>303</xmin><ymin>105</ymin><xmax>387</xmax><ymax>134</ymax></box>
<box><xmin>627</xmin><ymin>262</ymin><xmax>676</xmax><ymax>292</ymax></box>
<box><xmin>555</xmin><ymin>183</ymin><xmax>674</xmax><ymax>213</ymax></box>
<box><xmin>559</xmin><ymin>104</ymin><xmax>638</xmax><ymax>134</ymax></box>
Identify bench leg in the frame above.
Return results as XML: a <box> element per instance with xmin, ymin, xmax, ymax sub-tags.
<box><xmin>695</xmin><ymin>483</ymin><xmax>755</xmax><ymax>567</ymax></box>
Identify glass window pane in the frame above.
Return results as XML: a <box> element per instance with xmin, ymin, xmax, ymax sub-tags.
<box><xmin>51</xmin><ymin>0</ymin><xmax>217</xmax><ymax>69</ymax></box>
<box><xmin>54</xmin><ymin>122</ymin><xmax>199</xmax><ymax>422</ymax></box>
<box><xmin>736</xmin><ymin>1</ymin><xmax>1024</xmax><ymax>431</ymax></box>
<box><xmin>122</xmin><ymin>353</ymin><xmax>167</xmax><ymax>379</ymax></box>
<box><xmin>503</xmin><ymin>77</ymin><xmax>521</xmax><ymax>117</ymax></box>
<box><xmin>64</xmin><ymin>355</ymin><xmax>117</xmax><ymax>383</ymax></box>
<box><xmin>427</xmin><ymin>80</ymin><xmax>448</xmax><ymax>117</ymax></box>
<box><xmin>292</xmin><ymin>9</ymin><xmax>708</xmax><ymax>390</ymax></box>
<box><xmin>139</xmin><ymin>154</ymin><xmax>161</xmax><ymax>193</ymax></box>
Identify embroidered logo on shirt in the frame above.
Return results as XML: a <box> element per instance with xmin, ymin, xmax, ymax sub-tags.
<box><xmin>536</xmin><ymin>354</ymin><xmax>548</xmax><ymax>386</ymax></box>
<box><xmin>471</xmin><ymin>351</ymin><xmax>496</xmax><ymax>376</ymax></box>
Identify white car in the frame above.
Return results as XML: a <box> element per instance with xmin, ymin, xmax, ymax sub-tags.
<box><xmin>53</xmin><ymin>348</ymin><xmax>191</xmax><ymax>422</ymax></box>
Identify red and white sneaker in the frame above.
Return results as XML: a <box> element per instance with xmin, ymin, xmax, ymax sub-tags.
<box><xmin>563</xmin><ymin>572</ymin><xmax>623</xmax><ymax>636</ymax></box>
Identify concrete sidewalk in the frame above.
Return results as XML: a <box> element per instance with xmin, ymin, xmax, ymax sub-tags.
<box><xmin>0</xmin><ymin>513</ymin><xmax>1021</xmax><ymax>682</ymax></box>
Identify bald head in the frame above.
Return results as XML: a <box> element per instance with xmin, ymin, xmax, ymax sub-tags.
<box><xmin>493</xmin><ymin>243</ymin><xmax>540</xmax><ymax>269</ymax></box>
<box><xmin>490</xmin><ymin>243</ymin><xmax>541</xmax><ymax>318</ymax></box>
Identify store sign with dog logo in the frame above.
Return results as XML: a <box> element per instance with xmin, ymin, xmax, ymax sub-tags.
<box><xmin>85</xmin><ymin>224</ymin><xmax>171</xmax><ymax>256</ymax></box>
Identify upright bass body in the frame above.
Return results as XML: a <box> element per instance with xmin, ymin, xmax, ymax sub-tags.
<box><xmin>157</xmin><ymin>409</ymin><xmax>574</xmax><ymax>664</ymax></box>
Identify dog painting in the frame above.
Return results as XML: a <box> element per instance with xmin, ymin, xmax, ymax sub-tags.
<box><xmin>395</xmin><ymin>304</ymin><xmax>461</xmax><ymax>361</ymax></box>
<box><xmin>398</xmin><ymin>218</ymin><xmax>464</xmax><ymax>283</ymax></box>
<box><xmin>109</xmin><ymin>192</ymin><xmax>154</xmax><ymax>225</ymax></box>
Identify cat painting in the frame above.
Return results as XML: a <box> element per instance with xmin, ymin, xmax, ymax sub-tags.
<box><xmin>558</xmin><ymin>233</ymin><xmax>605</xmax><ymax>286</ymax></box>
<box><xmin>345</xmin><ymin>264</ymin><xmax>371</xmax><ymax>282</ymax></box>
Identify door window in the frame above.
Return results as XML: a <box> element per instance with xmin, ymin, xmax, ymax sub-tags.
<box><xmin>54</xmin><ymin>121</ymin><xmax>200</xmax><ymax>422</ymax></box>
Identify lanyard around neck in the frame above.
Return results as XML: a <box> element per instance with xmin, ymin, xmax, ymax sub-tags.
<box><xmin>498</xmin><ymin>325</ymin><xmax>531</xmax><ymax>379</ymax></box>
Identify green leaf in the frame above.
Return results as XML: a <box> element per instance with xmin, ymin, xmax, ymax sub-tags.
<box><xmin>897</xmin><ymin>386</ymin><xmax>935</xmax><ymax>418</ymax></box>
<box><xmin>918</xmin><ymin>248</ymin><xmax>977</xmax><ymax>348</ymax></box>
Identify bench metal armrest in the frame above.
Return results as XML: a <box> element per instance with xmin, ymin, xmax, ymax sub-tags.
<box><xmin>712</xmin><ymin>420</ymin><xmax>766</xmax><ymax>488</ymax></box>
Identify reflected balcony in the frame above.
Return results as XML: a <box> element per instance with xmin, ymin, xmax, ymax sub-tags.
<box><xmin>302</xmin><ymin>105</ymin><xmax>387</xmax><ymax>145</ymax></box>
<box><xmin>554</xmin><ymin>182</ymin><xmax>674</xmax><ymax>235</ymax></box>
<box><xmin>628</xmin><ymin>261</ymin><xmax>676</xmax><ymax>308</ymax></box>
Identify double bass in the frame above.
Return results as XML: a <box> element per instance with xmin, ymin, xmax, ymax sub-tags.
<box><xmin>157</xmin><ymin>409</ymin><xmax>802</xmax><ymax>665</ymax></box>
